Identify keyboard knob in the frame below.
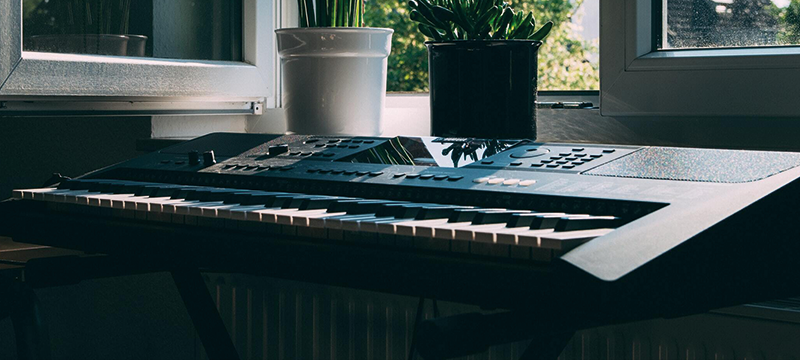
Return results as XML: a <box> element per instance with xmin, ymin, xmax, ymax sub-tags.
<box><xmin>203</xmin><ymin>150</ymin><xmax>217</xmax><ymax>166</ymax></box>
<box><xmin>269</xmin><ymin>144</ymin><xmax>289</xmax><ymax>156</ymax></box>
<box><xmin>188</xmin><ymin>150</ymin><xmax>200</xmax><ymax>165</ymax></box>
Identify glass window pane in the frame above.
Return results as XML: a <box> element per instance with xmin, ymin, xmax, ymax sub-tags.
<box><xmin>365</xmin><ymin>0</ymin><xmax>599</xmax><ymax>91</ymax></box>
<box><xmin>23</xmin><ymin>0</ymin><xmax>242</xmax><ymax>61</ymax></box>
<box><xmin>663</xmin><ymin>0</ymin><xmax>800</xmax><ymax>49</ymax></box>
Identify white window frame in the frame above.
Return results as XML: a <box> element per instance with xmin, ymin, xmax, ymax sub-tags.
<box><xmin>0</xmin><ymin>0</ymin><xmax>277</xmax><ymax>113</ymax></box>
<box><xmin>600</xmin><ymin>0</ymin><xmax>800</xmax><ymax>117</ymax></box>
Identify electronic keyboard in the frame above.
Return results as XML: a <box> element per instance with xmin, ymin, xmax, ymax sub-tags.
<box><xmin>4</xmin><ymin>132</ymin><xmax>800</xmax><ymax>328</ymax></box>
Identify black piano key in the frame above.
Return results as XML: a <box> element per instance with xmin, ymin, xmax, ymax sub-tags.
<box><xmin>101</xmin><ymin>182</ymin><xmax>137</xmax><ymax>194</ymax></box>
<box><xmin>153</xmin><ymin>185</ymin><xmax>198</xmax><ymax>198</ymax></box>
<box><xmin>277</xmin><ymin>195</ymin><xmax>330</xmax><ymax>209</ymax></box>
<box><xmin>299</xmin><ymin>196</ymin><xmax>356</xmax><ymax>210</ymax></box>
<box><xmin>203</xmin><ymin>189</ymin><xmax>244</xmax><ymax>202</ymax></box>
<box><xmin>448</xmin><ymin>208</ymin><xmax>492</xmax><ymax>223</ymax></box>
<box><xmin>221</xmin><ymin>191</ymin><xmax>265</xmax><ymax>204</ymax></box>
<box><xmin>555</xmin><ymin>216</ymin><xmax>620</xmax><ymax>232</ymax></box>
<box><xmin>58</xmin><ymin>179</ymin><xmax>113</xmax><ymax>191</ymax></box>
<box><xmin>507</xmin><ymin>213</ymin><xmax>539</xmax><ymax>228</ymax></box>
<box><xmin>56</xmin><ymin>179</ymin><xmax>91</xmax><ymax>190</ymax></box>
<box><xmin>471</xmin><ymin>210</ymin><xmax>527</xmax><ymax>225</ymax></box>
<box><xmin>171</xmin><ymin>187</ymin><xmax>202</xmax><ymax>200</ymax></box>
<box><xmin>529</xmin><ymin>214</ymin><xmax>566</xmax><ymax>230</ymax></box>
<box><xmin>415</xmin><ymin>205</ymin><xmax>470</xmax><ymax>220</ymax></box>
<box><xmin>115</xmin><ymin>182</ymin><xmax>157</xmax><ymax>195</ymax></box>
<box><xmin>327</xmin><ymin>199</ymin><xmax>371</xmax><ymax>213</ymax></box>
<box><xmin>182</xmin><ymin>188</ymin><xmax>218</xmax><ymax>201</ymax></box>
<box><xmin>235</xmin><ymin>192</ymin><xmax>291</xmax><ymax>206</ymax></box>
<box><xmin>345</xmin><ymin>200</ymin><xmax>407</xmax><ymax>215</ymax></box>
<box><xmin>374</xmin><ymin>203</ymin><xmax>434</xmax><ymax>218</ymax></box>
<box><xmin>136</xmin><ymin>184</ymin><xmax>186</xmax><ymax>197</ymax></box>
<box><xmin>80</xmin><ymin>180</ymin><xmax>124</xmax><ymax>193</ymax></box>
<box><xmin>505</xmin><ymin>212</ymin><xmax>565</xmax><ymax>228</ymax></box>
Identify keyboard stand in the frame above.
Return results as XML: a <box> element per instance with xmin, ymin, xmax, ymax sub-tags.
<box><xmin>519</xmin><ymin>331</ymin><xmax>575</xmax><ymax>360</ymax></box>
<box><xmin>0</xmin><ymin>274</ymin><xmax>51</xmax><ymax>360</ymax></box>
<box><xmin>171</xmin><ymin>267</ymin><xmax>240</xmax><ymax>360</ymax></box>
<box><xmin>20</xmin><ymin>255</ymin><xmax>241</xmax><ymax>360</ymax></box>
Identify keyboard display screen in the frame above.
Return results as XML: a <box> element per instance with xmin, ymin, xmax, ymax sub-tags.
<box><xmin>338</xmin><ymin>137</ymin><xmax>520</xmax><ymax>168</ymax></box>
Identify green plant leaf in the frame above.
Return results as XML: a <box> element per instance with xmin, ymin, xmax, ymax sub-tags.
<box><xmin>431</xmin><ymin>6</ymin><xmax>455</xmax><ymax>22</ymax></box>
<box><xmin>509</xmin><ymin>11</ymin><xmax>533</xmax><ymax>39</ymax></box>
<box><xmin>410</xmin><ymin>10</ymin><xmax>440</xmax><ymax>29</ymax></box>
<box><xmin>529</xmin><ymin>21</ymin><xmax>553</xmax><ymax>41</ymax></box>
<box><xmin>473</xmin><ymin>6</ymin><xmax>499</xmax><ymax>38</ymax></box>
<box><xmin>414</xmin><ymin>0</ymin><xmax>449</xmax><ymax>29</ymax></box>
<box><xmin>418</xmin><ymin>23</ymin><xmax>443</xmax><ymax>41</ymax></box>
<box><xmin>451</xmin><ymin>0</ymin><xmax>474</xmax><ymax>35</ymax></box>
<box><xmin>492</xmin><ymin>7</ymin><xmax>513</xmax><ymax>39</ymax></box>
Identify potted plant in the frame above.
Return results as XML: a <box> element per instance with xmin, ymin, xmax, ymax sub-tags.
<box><xmin>276</xmin><ymin>0</ymin><xmax>394</xmax><ymax>136</ymax></box>
<box><xmin>409</xmin><ymin>0</ymin><xmax>552</xmax><ymax>139</ymax></box>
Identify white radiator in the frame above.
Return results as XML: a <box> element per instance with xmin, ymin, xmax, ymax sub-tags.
<box><xmin>203</xmin><ymin>273</ymin><xmax>800</xmax><ymax>360</ymax></box>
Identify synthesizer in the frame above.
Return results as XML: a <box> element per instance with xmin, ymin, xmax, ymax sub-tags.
<box><xmin>4</xmin><ymin>132</ymin><xmax>800</xmax><ymax>327</ymax></box>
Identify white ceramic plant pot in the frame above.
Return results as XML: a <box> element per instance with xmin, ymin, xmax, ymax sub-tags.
<box><xmin>276</xmin><ymin>28</ymin><xmax>393</xmax><ymax>136</ymax></box>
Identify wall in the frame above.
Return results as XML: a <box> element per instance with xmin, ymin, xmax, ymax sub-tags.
<box><xmin>0</xmin><ymin>116</ymin><xmax>150</xmax><ymax>199</ymax></box>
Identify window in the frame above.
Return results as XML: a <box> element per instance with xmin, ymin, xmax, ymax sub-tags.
<box><xmin>600</xmin><ymin>0</ymin><xmax>800</xmax><ymax>117</ymax></box>
<box><xmin>664</xmin><ymin>0</ymin><xmax>800</xmax><ymax>49</ymax></box>
<box><xmin>23</xmin><ymin>0</ymin><xmax>242</xmax><ymax>60</ymax></box>
<box><xmin>1</xmin><ymin>0</ymin><xmax>276</xmax><ymax>114</ymax></box>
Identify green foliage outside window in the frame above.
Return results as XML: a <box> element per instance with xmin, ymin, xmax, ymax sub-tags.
<box><xmin>365</xmin><ymin>0</ymin><xmax>599</xmax><ymax>91</ymax></box>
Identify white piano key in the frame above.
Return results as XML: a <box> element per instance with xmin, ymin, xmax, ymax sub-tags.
<box><xmin>223</xmin><ymin>205</ymin><xmax>271</xmax><ymax>221</ymax></box>
<box><xmin>410</xmin><ymin>219</ymin><xmax>453</xmax><ymax>238</ymax></box>
<box><xmin>58</xmin><ymin>190</ymin><xmax>98</xmax><ymax>204</ymax></box>
<box><xmin>468</xmin><ymin>223</ymin><xmax>507</xmax><ymax>243</ymax></box>
<box><xmin>277</xmin><ymin>209</ymin><xmax>334</xmax><ymax>226</ymax></box>
<box><xmin>325</xmin><ymin>215</ymin><xmax>377</xmax><ymax>230</ymax></box>
<box><xmin>13</xmin><ymin>188</ymin><xmax>63</xmax><ymax>200</ymax></box>
<box><xmin>494</xmin><ymin>227</ymin><xmax>541</xmax><ymax>245</ymax></box>
<box><xmin>303</xmin><ymin>211</ymin><xmax>348</xmax><ymax>228</ymax></box>
<box><xmin>357</xmin><ymin>217</ymin><xmax>404</xmax><ymax>233</ymax></box>
<box><xmin>254</xmin><ymin>207</ymin><xmax>307</xmax><ymax>223</ymax></box>
<box><xmin>85</xmin><ymin>193</ymin><xmax>138</xmax><ymax>208</ymax></box>
<box><xmin>135</xmin><ymin>197</ymin><xmax>187</xmax><ymax>212</ymax></box>
<box><xmin>431</xmin><ymin>222</ymin><xmax>475</xmax><ymax>240</ymax></box>
<box><xmin>341</xmin><ymin>216</ymin><xmax>390</xmax><ymax>232</ymax></box>
<box><xmin>187</xmin><ymin>201</ymin><xmax>227</xmax><ymax>216</ymax></box>
<box><xmin>288</xmin><ymin>209</ymin><xmax>339</xmax><ymax>226</ymax></box>
<box><xmin>539</xmin><ymin>228</ymin><xmax>613</xmax><ymax>250</ymax></box>
<box><xmin>163</xmin><ymin>200</ymin><xmax>202</xmax><ymax>214</ymax></box>
<box><xmin>455</xmin><ymin>223</ymin><xmax>510</xmax><ymax>242</ymax></box>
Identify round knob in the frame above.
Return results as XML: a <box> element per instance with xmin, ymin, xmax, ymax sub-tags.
<box><xmin>203</xmin><ymin>150</ymin><xmax>217</xmax><ymax>166</ymax></box>
<box><xmin>188</xmin><ymin>150</ymin><xmax>200</xmax><ymax>165</ymax></box>
<box><xmin>269</xmin><ymin>144</ymin><xmax>289</xmax><ymax>156</ymax></box>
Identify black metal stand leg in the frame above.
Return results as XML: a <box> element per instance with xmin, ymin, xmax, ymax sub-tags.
<box><xmin>171</xmin><ymin>268</ymin><xmax>240</xmax><ymax>360</ymax></box>
<box><xmin>0</xmin><ymin>275</ymin><xmax>51</xmax><ymax>360</ymax></box>
<box><xmin>11</xmin><ymin>280</ymin><xmax>51</xmax><ymax>360</ymax></box>
<box><xmin>519</xmin><ymin>331</ymin><xmax>574</xmax><ymax>360</ymax></box>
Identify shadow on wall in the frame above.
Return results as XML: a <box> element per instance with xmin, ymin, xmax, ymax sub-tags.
<box><xmin>0</xmin><ymin>116</ymin><xmax>151</xmax><ymax>199</ymax></box>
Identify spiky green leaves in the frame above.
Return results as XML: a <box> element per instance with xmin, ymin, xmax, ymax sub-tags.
<box><xmin>408</xmin><ymin>0</ymin><xmax>553</xmax><ymax>41</ymax></box>
<box><xmin>298</xmin><ymin>0</ymin><xmax>364</xmax><ymax>27</ymax></box>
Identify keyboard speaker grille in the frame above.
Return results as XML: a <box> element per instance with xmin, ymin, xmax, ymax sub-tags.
<box><xmin>585</xmin><ymin>147</ymin><xmax>800</xmax><ymax>183</ymax></box>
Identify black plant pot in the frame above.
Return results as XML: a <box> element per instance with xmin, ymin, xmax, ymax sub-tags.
<box><xmin>426</xmin><ymin>40</ymin><xmax>541</xmax><ymax>139</ymax></box>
